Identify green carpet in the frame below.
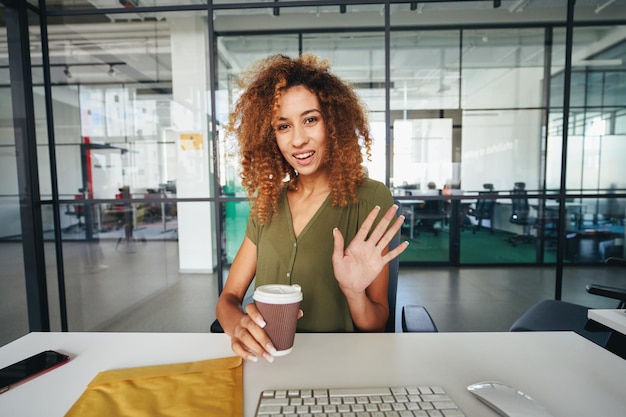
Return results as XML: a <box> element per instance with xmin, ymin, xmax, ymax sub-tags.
<box><xmin>399</xmin><ymin>227</ymin><xmax>558</xmax><ymax>264</ymax></box>
<box><xmin>224</xmin><ymin>209</ymin><xmax>560</xmax><ymax>265</ymax></box>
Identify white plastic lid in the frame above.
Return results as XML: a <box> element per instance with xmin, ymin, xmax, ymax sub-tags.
<box><xmin>253</xmin><ymin>284</ymin><xmax>303</xmax><ymax>304</ymax></box>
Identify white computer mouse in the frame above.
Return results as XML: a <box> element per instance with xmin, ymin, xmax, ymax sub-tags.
<box><xmin>467</xmin><ymin>381</ymin><xmax>555</xmax><ymax>417</ymax></box>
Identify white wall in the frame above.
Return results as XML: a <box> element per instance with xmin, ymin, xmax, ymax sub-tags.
<box><xmin>169</xmin><ymin>17</ymin><xmax>215</xmax><ymax>273</ymax></box>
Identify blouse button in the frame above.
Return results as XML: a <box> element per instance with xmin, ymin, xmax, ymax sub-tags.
<box><xmin>293</xmin><ymin>242</ymin><xmax>297</xmax><ymax>247</ymax></box>
<box><xmin>286</xmin><ymin>272</ymin><xmax>291</xmax><ymax>278</ymax></box>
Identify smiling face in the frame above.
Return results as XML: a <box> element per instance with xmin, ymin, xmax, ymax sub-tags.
<box><xmin>273</xmin><ymin>85</ymin><xmax>328</xmax><ymax>180</ymax></box>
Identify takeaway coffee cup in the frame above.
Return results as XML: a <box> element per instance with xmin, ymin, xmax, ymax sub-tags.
<box><xmin>253</xmin><ymin>284</ymin><xmax>303</xmax><ymax>356</ymax></box>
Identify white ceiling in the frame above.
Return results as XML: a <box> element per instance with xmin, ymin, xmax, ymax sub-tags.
<box><xmin>1</xmin><ymin>1</ymin><xmax>625</xmax><ymax>100</ymax></box>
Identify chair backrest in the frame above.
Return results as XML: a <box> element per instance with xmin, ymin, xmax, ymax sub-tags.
<box><xmin>475</xmin><ymin>191</ymin><xmax>496</xmax><ymax>219</ymax></box>
<box><xmin>422</xmin><ymin>198</ymin><xmax>443</xmax><ymax>214</ymax></box>
<box><xmin>510</xmin><ymin>185</ymin><xmax>530</xmax><ymax>222</ymax></box>
<box><xmin>73</xmin><ymin>194</ymin><xmax>85</xmax><ymax>215</ymax></box>
<box><xmin>385</xmin><ymin>233</ymin><xmax>401</xmax><ymax>333</ymax></box>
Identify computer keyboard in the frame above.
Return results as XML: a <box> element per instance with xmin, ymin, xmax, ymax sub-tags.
<box><xmin>254</xmin><ymin>385</ymin><xmax>466</xmax><ymax>416</ymax></box>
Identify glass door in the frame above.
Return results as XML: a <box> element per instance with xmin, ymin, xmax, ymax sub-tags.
<box><xmin>392</xmin><ymin>110</ymin><xmax>462</xmax><ymax>264</ymax></box>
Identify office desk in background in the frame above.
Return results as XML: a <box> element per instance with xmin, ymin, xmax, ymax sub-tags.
<box><xmin>541</xmin><ymin>201</ymin><xmax>585</xmax><ymax>229</ymax></box>
<box><xmin>1</xmin><ymin>332</ymin><xmax>625</xmax><ymax>417</ymax></box>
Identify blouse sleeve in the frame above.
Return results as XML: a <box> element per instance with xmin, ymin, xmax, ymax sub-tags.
<box><xmin>245</xmin><ymin>214</ymin><xmax>259</xmax><ymax>245</ymax></box>
<box><xmin>358</xmin><ymin>179</ymin><xmax>395</xmax><ymax>231</ymax></box>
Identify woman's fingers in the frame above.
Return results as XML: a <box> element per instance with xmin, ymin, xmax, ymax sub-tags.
<box><xmin>245</xmin><ymin>303</ymin><xmax>267</xmax><ymax>329</ymax></box>
<box><xmin>371</xmin><ymin>205</ymin><xmax>404</xmax><ymax>246</ymax></box>
<box><xmin>355</xmin><ymin>205</ymin><xmax>404</xmax><ymax>248</ymax></box>
<box><xmin>230</xmin><ymin>306</ymin><xmax>277</xmax><ymax>362</ymax></box>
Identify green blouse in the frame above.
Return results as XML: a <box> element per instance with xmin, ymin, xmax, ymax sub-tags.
<box><xmin>246</xmin><ymin>178</ymin><xmax>395</xmax><ymax>332</ymax></box>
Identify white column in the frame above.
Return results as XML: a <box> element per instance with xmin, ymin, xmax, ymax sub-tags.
<box><xmin>169</xmin><ymin>17</ymin><xmax>215</xmax><ymax>273</ymax></box>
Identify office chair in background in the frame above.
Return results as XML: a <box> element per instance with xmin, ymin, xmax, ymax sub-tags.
<box><xmin>64</xmin><ymin>191</ymin><xmax>86</xmax><ymax>233</ymax></box>
<box><xmin>510</xmin><ymin>257</ymin><xmax>626</xmax><ymax>358</ymax></box>
<box><xmin>211</xmin><ymin>233</ymin><xmax>405</xmax><ymax>333</ymax></box>
<box><xmin>414</xmin><ymin>195</ymin><xmax>448</xmax><ymax>237</ymax></box>
<box><xmin>508</xmin><ymin>182</ymin><xmax>536</xmax><ymax>245</ymax></box>
<box><xmin>467</xmin><ymin>183</ymin><xmax>497</xmax><ymax>234</ymax></box>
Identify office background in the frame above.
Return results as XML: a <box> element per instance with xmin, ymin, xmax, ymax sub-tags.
<box><xmin>0</xmin><ymin>0</ymin><xmax>625</xmax><ymax>347</ymax></box>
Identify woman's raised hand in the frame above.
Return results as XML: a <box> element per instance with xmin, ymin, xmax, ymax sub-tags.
<box><xmin>331</xmin><ymin>205</ymin><xmax>408</xmax><ymax>295</ymax></box>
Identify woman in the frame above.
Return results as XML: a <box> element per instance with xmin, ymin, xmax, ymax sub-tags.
<box><xmin>216</xmin><ymin>54</ymin><xmax>408</xmax><ymax>363</ymax></box>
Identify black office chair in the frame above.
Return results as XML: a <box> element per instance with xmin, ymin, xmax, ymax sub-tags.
<box><xmin>510</xmin><ymin>257</ymin><xmax>626</xmax><ymax>358</ymax></box>
<box><xmin>211</xmin><ymin>233</ymin><xmax>403</xmax><ymax>333</ymax></box>
<box><xmin>401</xmin><ymin>304</ymin><xmax>438</xmax><ymax>332</ymax></box>
<box><xmin>64</xmin><ymin>192</ymin><xmax>86</xmax><ymax>233</ymax></box>
<box><xmin>414</xmin><ymin>195</ymin><xmax>447</xmax><ymax>237</ymax></box>
<box><xmin>467</xmin><ymin>183</ymin><xmax>497</xmax><ymax>234</ymax></box>
<box><xmin>508</xmin><ymin>182</ymin><xmax>536</xmax><ymax>245</ymax></box>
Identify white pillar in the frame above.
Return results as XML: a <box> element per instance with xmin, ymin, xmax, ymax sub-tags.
<box><xmin>169</xmin><ymin>16</ymin><xmax>215</xmax><ymax>273</ymax></box>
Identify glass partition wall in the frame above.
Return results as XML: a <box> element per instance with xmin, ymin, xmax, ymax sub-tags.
<box><xmin>0</xmin><ymin>3</ymin><xmax>31</xmax><ymax>347</ymax></box>
<box><xmin>1</xmin><ymin>0</ymin><xmax>625</xmax><ymax>340</ymax></box>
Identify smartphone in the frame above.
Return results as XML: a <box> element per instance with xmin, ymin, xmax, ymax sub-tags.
<box><xmin>0</xmin><ymin>350</ymin><xmax>70</xmax><ymax>394</ymax></box>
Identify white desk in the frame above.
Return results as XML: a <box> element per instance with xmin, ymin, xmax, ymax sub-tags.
<box><xmin>543</xmin><ymin>201</ymin><xmax>585</xmax><ymax>229</ymax></box>
<box><xmin>588</xmin><ymin>309</ymin><xmax>626</xmax><ymax>335</ymax></box>
<box><xmin>1</xmin><ymin>332</ymin><xmax>626</xmax><ymax>417</ymax></box>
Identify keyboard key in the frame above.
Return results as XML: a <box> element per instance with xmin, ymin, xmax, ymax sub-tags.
<box><xmin>259</xmin><ymin>397</ymin><xmax>289</xmax><ymax>406</ymax></box>
<box><xmin>421</xmin><ymin>394</ymin><xmax>451</xmax><ymax>402</ymax></box>
<box><xmin>379</xmin><ymin>403</ymin><xmax>393</xmax><ymax>411</ymax></box>
<box><xmin>444</xmin><ymin>408</ymin><xmax>466</xmax><ymax>416</ymax></box>
<box><xmin>256</xmin><ymin>404</ymin><xmax>282</xmax><ymax>414</ymax></box>
<box><xmin>433</xmin><ymin>401</ymin><xmax>459</xmax><ymax>410</ymax></box>
<box><xmin>330</xmin><ymin>387</ymin><xmax>392</xmax><ymax>397</ymax></box>
<box><xmin>313</xmin><ymin>389</ymin><xmax>327</xmax><ymax>398</ymax></box>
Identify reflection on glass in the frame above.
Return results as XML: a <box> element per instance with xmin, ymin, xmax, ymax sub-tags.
<box><xmin>462</xmin><ymin>28</ymin><xmax>545</xmax><ymax>109</ymax></box>
<box><xmin>392</xmin><ymin>118</ymin><xmax>452</xmax><ymax>192</ymax></box>
<box><xmin>390</xmin><ymin>30</ymin><xmax>460</xmax><ymax>111</ymax></box>
<box><xmin>393</xmin><ymin>119</ymin><xmax>452</xmax><ymax>263</ymax></box>
<box><xmin>463</xmin><ymin>109</ymin><xmax>542</xmax><ymax>192</ymax></box>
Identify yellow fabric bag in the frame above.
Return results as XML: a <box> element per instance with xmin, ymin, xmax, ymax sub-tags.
<box><xmin>65</xmin><ymin>356</ymin><xmax>242</xmax><ymax>417</ymax></box>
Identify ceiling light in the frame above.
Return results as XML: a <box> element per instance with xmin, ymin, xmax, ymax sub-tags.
<box><xmin>63</xmin><ymin>65</ymin><xmax>71</xmax><ymax>78</ymax></box>
<box><xmin>410</xmin><ymin>2</ymin><xmax>418</xmax><ymax>11</ymax></box>
<box><xmin>340</xmin><ymin>5</ymin><xmax>346</xmax><ymax>14</ymax></box>
<box><xmin>119</xmin><ymin>0</ymin><xmax>139</xmax><ymax>8</ymax></box>
<box><xmin>108</xmin><ymin>65</ymin><xmax>115</xmax><ymax>76</ymax></box>
<box><xmin>595</xmin><ymin>0</ymin><xmax>616</xmax><ymax>14</ymax></box>
<box><xmin>572</xmin><ymin>59</ymin><xmax>622</xmax><ymax>67</ymax></box>
<box><xmin>493</xmin><ymin>0</ymin><xmax>501</xmax><ymax>8</ymax></box>
<box><xmin>508</xmin><ymin>0</ymin><xmax>530</xmax><ymax>13</ymax></box>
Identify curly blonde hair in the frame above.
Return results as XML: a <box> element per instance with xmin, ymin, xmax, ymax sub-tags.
<box><xmin>226</xmin><ymin>53</ymin><xmax>372</xmax><ymax>225</ymax></box>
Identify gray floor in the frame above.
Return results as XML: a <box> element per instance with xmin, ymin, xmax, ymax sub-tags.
<box><xmin>1</xmin><ymin>239</ymin><xmax>625</xmax><ymax>348</ymax></box>
<box><xmin>105</xmin><ymin>264</ymin><xmax>626</xmax><ymax>335</ymax></box>
<box><xmin>396</xmin><ymin>266</ymin><xmax>624</xmax><ymax>332</ymax></box>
